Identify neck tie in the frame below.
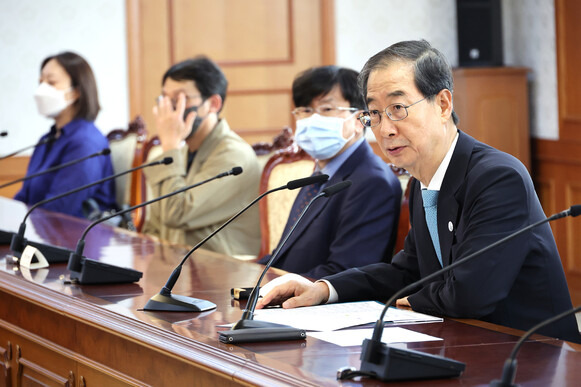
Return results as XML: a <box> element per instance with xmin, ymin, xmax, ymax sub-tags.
<box><xmin>422</xmin><ymin>189</ymin><xmax>442</xmax><ymax>267</ymax></box>
<box><xmin>285</xmin><ymin>171</ymin><xmax>323</xmax><ymax>230</ymax></box>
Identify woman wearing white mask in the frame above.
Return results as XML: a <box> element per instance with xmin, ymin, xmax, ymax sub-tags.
<box><xmin>14</xmin><ymin>52</ymin><xmax>116</xmax><ymax>218</ymax></box>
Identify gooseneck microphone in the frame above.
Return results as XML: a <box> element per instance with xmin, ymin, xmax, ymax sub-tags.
<box><xmin>338</xmin><ymin>204</ymin><xmax>581</xmax><ymax>382</ymax></box>
<box><xmin>219</xmin><ymin>180</ymin><xmax>352</xmax><ymax>344</ymax></box>
<box><xmin>9</xmin><ymin>156</ymin><xmax>173</xmax><ymax>263</ymax></box>
<box><xmin>0</xmin><ymin>146</ymin><xmax>108</xmax><ymax>189</ymax></box>
<box><xmin>0</xmin><ymin>133</ymin><xmax>55</xmax><ymax>161</ymax></box>
<box><xmin>489</xmin><ymin>304</ymin><xmax>581</xmax><ymax>387</ymax></box>
<box><xmin>143</xmin><ymin>173</ymin><xmax>330</xmax><ymax>312</ymax></box>
<box><xmin>66</xmin><ymin>166</ymin><xmax>243</xmax><ymax>284</ymax></box>
<box><xmin>1</xmin><ymin>147</ymin><xmax>109</xmax><ymax>246</ymax></box>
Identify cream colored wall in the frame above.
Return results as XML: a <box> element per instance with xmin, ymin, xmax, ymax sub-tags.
<box><xmin>0</xmin><ymin>0</ymin><xmax>559</xmax><ymax>156</ymax></box>
<box><xmin>0</xmin><ymin>0</ymin><xmax>129</xmax><ymax>154</ymax></box>
<box><xmin>334</xmin><ymin>0</ymin><xmax>559</xmax><ymax>140</ymax></box>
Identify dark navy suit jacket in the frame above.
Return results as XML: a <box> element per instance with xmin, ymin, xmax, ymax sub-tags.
<box><xmin>326</xmin><ymin>131</ymin><xmax>580</xmax><ymax>343</ymax></box>
<box><xmin>261</xmin><ymin>140</ymin><xmax>402</xmax><ymax>279</ymax></box>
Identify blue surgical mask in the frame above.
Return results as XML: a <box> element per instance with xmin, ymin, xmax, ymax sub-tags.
<box><xmin>295</xmin><ymin>114</ymin><xmax>354</xmax><ymax>160</ymax></box>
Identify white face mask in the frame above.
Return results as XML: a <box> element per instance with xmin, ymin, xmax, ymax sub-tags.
<box><xmin>295</xmin><ymin>114</ymin><xmax>354</xmax><ymax>160</ymax></box>
<box><xmin>34</xmin><ymin>82</ymin><xmax>74</xmax><ymax>118</ymax></box>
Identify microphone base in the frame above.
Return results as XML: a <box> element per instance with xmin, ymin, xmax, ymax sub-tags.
<box><xmin>23</xmin><ymin>240</ymin><xmax>73</xmax><ymax>263</ymax></box>
<box><xmin>0</xmin><ymin>230</ymin><xmax>14</xmax><ymax>245</ymax></box>
<box><xmin>359</xmin><ymin>339</ymin><xmax>465</xmax><ymax>381</ymax></box>
<box><xmin>70</xmin><ymin>259</ymin><xmax>143</xmax><ymax>284</ymax></box>
<box><xmin>218</xmin><ymin>319</ymin><xmax>307</xmax><ymax>344</ymax></box>
<box><xmin>9</xmin><ymin>236</ymin><xmax>72</xmax><ymax>264</ymax></box>
<box><xmin>489</xmin><ymin>380</ymin><xmax>518</xmax><ymax>387</ymax></box>
<box><xmin>143</xmin><ymin>292</ymin><xmax>216</xmax><ymax>312</ymax></box>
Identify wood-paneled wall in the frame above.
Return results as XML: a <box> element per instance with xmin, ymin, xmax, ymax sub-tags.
<box><xmin>126</xmin><ymin>0</ymin><xmax>335</xmax><ymax>145</ymax></box>
<box><xmin>0</xmin><ymin>157</ymin><xmax>27</xmax><ymax>198</ymax></box>
<box><xmin>533</xmin><ymin>0</ymin><xmax>581</xmax><ymax>305</ymax></box>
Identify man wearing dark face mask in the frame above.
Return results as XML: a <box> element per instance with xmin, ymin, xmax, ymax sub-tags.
<box><xmin>142</xmin><ymin>56</ymin><xmax>261</xmax><ymax>257</ymax></box>
<box><xmin>258</xmin><ymin>66</ymin><xmax>402</xmax><ymax>279</ymax></box>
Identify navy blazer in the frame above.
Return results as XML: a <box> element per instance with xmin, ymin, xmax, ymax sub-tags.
<box><xmin>262</xmin><ymin>140</ymin><xmax>402</xmax><ymax>279</ymax></box>
<box><xmin>326</xmin><ymin>131</ymin><xmax>580</xmax><ymax>343</ymax></box>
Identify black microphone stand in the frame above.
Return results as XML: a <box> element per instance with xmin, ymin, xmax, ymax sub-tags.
<box><xmin>9</xmin><ymin>156</ymin><xmax>172</xmax><ymax>264</ymax></box>
<box><xmin>143</xmin><ymin>173</ymin><xmax>330</xmax><ymax>312</ymax></box>
<box><xmin>1</xmin><ymin>147</ymin><xmax>106</xmax><ymax>245</ymax></box>
<box><xmin>0</xmin><ymin>141</ymin><xmax>99</xmax><ymax>188</ymax></box>
<box><xmin>0</xmin><ymin>134</ymin><xmax>55</xmax><ymax>162</ymax></box>
<box><xmin>489</xmin><ymin>304</ymin><xmax>581</xmax><ymax>387</ymax></box>
<box><xmin>219</xmin><ymin>180</ymin><xmax>352</xmax><ymax>344</ymax></box>
<box><xmin>67</xmin><ymin>167</ymin><xmax>242</xmax><ymax>285</ymax></box>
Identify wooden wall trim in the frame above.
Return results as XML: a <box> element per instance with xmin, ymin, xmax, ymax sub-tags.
<box><xmin>217</xmin><ymin>0</ymin><xmax>295</xmax><ymax>67</ymax></box>
<box><xmin>0</xmin><ymin>156</ymin><xmax>29</xmax><ymax>198</ymax></box>
<box><xmin>126</xmin><ymin>0</ymin><xmax>142</xmax><ymax>122</ymax></box>
<box><xmin>321</xmin><ymin>0</ymin><xmax>335</xmax><ymax>64</ymax></box>
<box><xmin>168</xmin><ymin>0</ymin><xmax>176</xmax><ymax>64</ymax></box>
<box><xmin>227</xmin><ymin>88</ymin><xmax>291</xmax><ymax>96</ymax></box>
<box><xmin>533</xmin><ymin>138</ymin><xmax>581</xmax><ymax>166</ymax></box>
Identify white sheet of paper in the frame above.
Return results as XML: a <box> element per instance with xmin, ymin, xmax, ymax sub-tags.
<box><xmin>253</xmin><ymin>301</ymin><xmax>442</xmax><ymax>331</ymax></box>
<box><xmin>308</xmin><ymin>327</ymin><xmax>442</xmax><ymax>347</ymax></box>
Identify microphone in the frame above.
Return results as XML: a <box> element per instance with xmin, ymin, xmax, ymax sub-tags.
<box><xmin>0</xmin><ymin>134</ymin><xmax>56</xmax><ymax>162</ymax></box>
<box><xmin>219</xmin><ymin>180</ymin><xmax>352</xmax><ymax>344</ymax></box>
<box><xmin>67</xmin><ymin>166</ymin><xmax>243</xmax><ymax>284</ymax></box>
<box><xmin>9</xmin><ymin>156</ymin><xmax>174</xmax><ymax>264</ymax></box>
<box><xmin>1</xmin><ymin>147</ymin><xmax>109</xmax><ymax>246</ymax></box>
<box><xmin>0</xmin><ymin>147</ymin><xmax>108</xmax><ymax>189</ymax></box>
<box><xmin>143</xmin><ymin>173</ymin><xmax>330</xmax><ymax>312</ymax></box>
<box><xmin>489</xmin><ymin>304</ymin><xmax>581</xmax><ymax>386</ymax></box>
<box><xmin>338</xmin><ymin>204</ymin><xmax>581</xmax><ymax>382</ymax></box>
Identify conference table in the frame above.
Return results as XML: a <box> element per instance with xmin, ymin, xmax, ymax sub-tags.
<box><xmin>0</xmin><ymin>196</ymin><xmax>580</xmax><ymax>386</ymax></box>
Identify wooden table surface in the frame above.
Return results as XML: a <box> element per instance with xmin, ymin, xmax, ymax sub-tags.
<box><xmin>0</xmin><ymin>196</ymin><xmax>580</xmax><ymax>386</ymax></box>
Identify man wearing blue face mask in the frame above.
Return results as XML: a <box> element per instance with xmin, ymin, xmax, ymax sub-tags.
<box><xmin>258</xmin><ymin>66</ymin><xmax>402</xmax><ymax>279</ymax></box>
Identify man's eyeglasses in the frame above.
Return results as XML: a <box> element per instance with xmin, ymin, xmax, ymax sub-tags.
<box><xmin>358</xmin><ymin>95</ymin><xmax>434</xmax><ymax>127</ymax></box>
<box><xmin>291</xmin><ymin>105</ymin><xmax>359</xmax><ymax>120</ymax></box>
<box><xmin>157</xmin><ymin>94</ymin><xmax>202</xmax><ymax>109</ymax></box>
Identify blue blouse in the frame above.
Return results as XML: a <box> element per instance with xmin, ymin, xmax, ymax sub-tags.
<box><xmin>14</xmin><ymin>119</ymin><xmax>117</xmax><ymax>218</ymax></box>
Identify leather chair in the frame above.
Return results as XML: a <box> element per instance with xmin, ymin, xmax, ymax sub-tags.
<box><xmin>252</xmin><ymin>126</ymin><xmax>295</xmax><ymax>173</ymax></box>
<box><xmin>136</xmin><ymin>135</ymin><xmax>162</xmax><ymax>232</ymax></box>
<box><xmin>106</xmin><ymin>116</ymin><xmax>147</xmax><ymax>228</ymax></box>
<box><xmin>257</xmin><ymin>143</ymin><xmax>315</xmax><ymax>257</ymax></box>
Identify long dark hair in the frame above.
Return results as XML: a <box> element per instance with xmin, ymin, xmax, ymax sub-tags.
<box><xmin>41</xmin><ymin>52</ymin><xmax>100</xmax><ymax>121</ymax></box>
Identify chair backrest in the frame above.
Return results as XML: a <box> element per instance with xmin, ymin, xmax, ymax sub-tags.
<box><xmin>388</xmin><ymin>164</ymin><xmax>412</xmax><ymax>255</ymax></box>
<box><xmin>252</xmin><ymin>126</ymin><xmax>294</xmax><ymax>172</ymax></box>
<box><xmin>135</xmin><ymin>135</ymin><xmax>163</xmax><ymax>232</ymax></box>
<box><xmin>107</xmin><ymin>116</ymin><xmax>147</xmax><ymax>210</ymax></box>
<box><xmin>258</xmin><ymin>143</ymin><xmax>315</xmax><ymax>257</ymax></box>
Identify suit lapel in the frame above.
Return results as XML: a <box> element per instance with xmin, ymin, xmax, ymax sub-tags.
<box><xmin>437</xmin><ymin>131</ymin><xmax>475</xmax><ymax>267</ymax></box>
<box><xmin>274</xmin><ymin>142</ymin><xmax>368</xmax><ymax>259</ymax></box>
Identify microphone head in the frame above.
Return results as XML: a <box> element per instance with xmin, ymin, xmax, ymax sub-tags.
<box><xmin>161</xmin><ymin>157</ymin><xmax>173</xmax><ymax>165</ymax></box>
<box><xmin>322</xmin><ymin>180</ymin><xmax>352</xmax><ymax>197</ymax></box>
<box><xmin>570</xmin><ymin>205</ymin><xmax>581</xmax><ymax>217</ymax></box>
<box><xmin>231</xmin><ymin>166</ymin><xmax>243</xmax><ymax>176</ymax></box>
<box><xmin>101</xmin><ymin>148</ymin><xmax>111</xmax><ymax>156</ymax></box>
<box><xmin>287</xmin><ymin>174</ymin><xmax>329</xmax><ymax>190</ymax></box>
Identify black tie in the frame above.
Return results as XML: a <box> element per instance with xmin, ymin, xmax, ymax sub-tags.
<box><xmin>284</xmin><ymin>171</ymin><xmax>323</xmax><ymax>232</ymax></box>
